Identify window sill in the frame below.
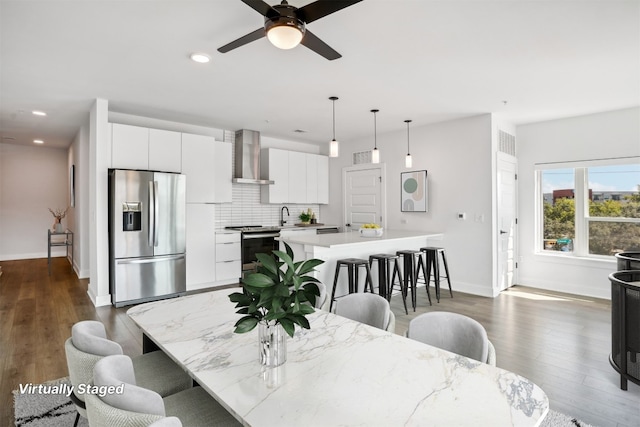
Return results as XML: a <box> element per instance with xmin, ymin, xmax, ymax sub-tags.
<box><xmin>533</xmin><ymin>251</ymin><xmax>616</xmax><ymax>268</ymax></box>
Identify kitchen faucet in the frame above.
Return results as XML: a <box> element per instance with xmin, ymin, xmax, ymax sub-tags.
<box><xmin>280</xmin><ymin>206</ymin><xmax>290</xmax><ymax>227</ymax></box>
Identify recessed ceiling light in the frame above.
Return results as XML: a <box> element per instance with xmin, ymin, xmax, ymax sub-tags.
<box><xmin>190</xmin><ymin>53</ymin><xmax>211</xmax><ymax>64</ymax></box>
<box><xmin>33</xmin><ymin>139</ymin><xmax>44</xmax><ymax>144</ymax></box>
<box><xmin>32</xmin><ymin>110</ymin><xmax>47</xmax><ymax>116</ymax></box>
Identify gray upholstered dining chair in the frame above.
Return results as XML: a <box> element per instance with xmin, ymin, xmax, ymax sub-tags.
<box><xmin>85</xmin><ymin>355</ymin><xmax>240</xmax><ymax>427</ymax></box>
<box><xmin>315</xmin><ymin>281</ymin><xmax>328</xmax><ymax>310</ymax></box>
<box><xmin>64</xmin><ymin>320</ymin><xmax>192</xmax><ymax>426</ymax></box>
<box><xmin>334</xmin><ymin>292</ymin><xmax>396</xmax><ymax>333</ymax></box>
<box><xmin>406</xmin><ymin>312</ymin><xmax>496</xmax><ymax>366</ymax></box>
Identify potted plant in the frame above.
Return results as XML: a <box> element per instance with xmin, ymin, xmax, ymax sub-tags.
<box><xmin>298</xmin><ymin>209</ymin><xmax>312</xmax><ymax>224</ymax></box>
<box><xmin>228</xmin><ymin>243</ymin><xmax>324</xmax><ymax>366</ymax></box>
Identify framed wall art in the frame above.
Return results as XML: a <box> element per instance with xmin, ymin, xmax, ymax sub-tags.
<box><xmin>401</xmin><ymin>170</ymin><xmax>427</xmax><ymax>212</ymax></box>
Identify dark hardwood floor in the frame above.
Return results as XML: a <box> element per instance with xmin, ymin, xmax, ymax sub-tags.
<box><xmin>1</xmin><ymin>257</ymin><xmax>639</xmax><ymax>426</ymax></box>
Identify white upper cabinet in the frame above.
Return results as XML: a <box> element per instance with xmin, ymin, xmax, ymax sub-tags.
<box><xmin>149</xmin><ymin>129</ymin><xmax>181</xmax><ymax>172</ymax></box>
<box><xmin>261</xmin><ymin>148</ymin><xmax>329</xmax><ymax>204</ymax></box>
<box><xmin>305</xmin><ymin>153</ymin><xmax>319</xmax><ymax>204</ymax></box>
<box><xmin>182</xmin><ymin>133</ymin><xmax>216</xmax><ymax>203</ymax></box>
<box><xmin>288</xmin><ymin>151</ymin><xmax>307</xmax><ymax>203</ymax></box>
<box><xmin>213</xmin><ymin>141</ymin><xmax>233</xmax><ymax>203</ymax></box>
<box><xmin>181</xmin><ymin>133</ymin><xmax>232</xmax><ymax>203</ymax></box>
<box><xmin>317</xmin><ymin>154</ymin><xmax>329</xmax><ymax>204</ymax></box>
<box><xmin>111</xmin><ymin>124</ymin><xmax>149</xmax><ymax>170</ymax></box>
<box><xmin>111</xmin><ymin>124</ymin><xmax>182</xmax><ymax>172</ymax></box>
<box><xmin>261</xmin><ymin>148</ymin><xmax>289</xmax><ymax>204</ymax></box>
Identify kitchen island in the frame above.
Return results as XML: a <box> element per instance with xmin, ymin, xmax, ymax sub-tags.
<box><xmin>279</xmin><ymin>230</ymin><xmax>443</xmax><ymax>307</ymax></box>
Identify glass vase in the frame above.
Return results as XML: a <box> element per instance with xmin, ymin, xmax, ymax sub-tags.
<box><xmin>258</xmin><ymin>321</ymin><xmax>287</xmax><ymax>367</ymax></box>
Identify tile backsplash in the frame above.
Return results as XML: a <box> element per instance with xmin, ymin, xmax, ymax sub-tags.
<box><xmin>215</xmin><ymin>185</ymin><xmax>320</xmax><ymax>229</ymax></box>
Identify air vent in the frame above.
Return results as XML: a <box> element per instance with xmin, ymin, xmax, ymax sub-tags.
<box><xmin>352</xmin><ymin>150</ymin><xmax>372</xmax><ymax>165</ymax></box>
<box><xmin>498</xmin><ymin>130</ymin><xmax>516</xmax><ymax>156</ymax></box>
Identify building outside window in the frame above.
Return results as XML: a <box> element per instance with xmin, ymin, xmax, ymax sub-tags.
<box><xmin>540</xmin><ymin>162</ymin><xmax>640</xmax><ymax>257</ymax></box>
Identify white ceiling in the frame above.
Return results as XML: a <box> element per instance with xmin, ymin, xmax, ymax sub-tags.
<box><xmin>1</xmin><ymin>0</ymin><xmax>639</xmax><ymax>150</ymax></box>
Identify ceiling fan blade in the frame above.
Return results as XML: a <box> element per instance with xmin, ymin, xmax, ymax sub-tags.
<box><xmin>218</xmin><ymin>28</ymin><xmax>265</xmax><ymax>53</ymax></box>
<box><xmin>300</xmin><ymin>29</ymin><xmax>341</xmax><ymax>60</ymax></box>
<box><xmin>241</xmin><ymin>0</ymin><xmax>280</xmax><ymax>18</ymax></box>
<box><xmin>297</xmin><ymin>0</ymin><xmax>363</xmax><ymax>24</ymax></box>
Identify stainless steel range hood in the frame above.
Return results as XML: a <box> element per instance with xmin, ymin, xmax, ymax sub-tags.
<box><xmin>232</xmin><ymin>129</ymin><xmax>274</xmax><ymax>185</ymax></box>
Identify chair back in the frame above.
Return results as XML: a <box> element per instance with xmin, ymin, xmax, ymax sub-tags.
<box><xmin>86</xmin><ymin>355</ymin><xmax>168</xmax><ymax>427</ymax></box>
<box><xmin>407</xmin><ymin>312</ymin><xmax>489</xmax><ymax>363</ymax></box>
<box><xmin>315</xmin><ymin>281</ymin><xmax>328</xmax><ymax>310</ymax></box>
<box><xmin>334</xmin><ymin>293</ymin><xmax>392</xmax><ymax>331</ymax></box>
<box><xmin>64</xmin><ymin>321</ymin><xmax>123</xmax><ymax>404</ymax></box>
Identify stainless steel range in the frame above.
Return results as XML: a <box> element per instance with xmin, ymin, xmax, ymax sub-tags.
<box><xmin>225</xmin><ymin>225</ymin><xmax>280</xmax><ymax>276</ymax></box>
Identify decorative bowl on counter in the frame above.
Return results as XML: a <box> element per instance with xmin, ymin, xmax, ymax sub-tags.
<box><xmin>359</xmin><ymin>227</ymin><xmax>384</xmax><ymax>238</ymax></box>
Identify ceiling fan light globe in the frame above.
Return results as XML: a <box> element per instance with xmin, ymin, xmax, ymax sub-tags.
<box><xmin>267</xmin><ymin>25</ymin><xmax>304</xmax><ymax>50</ymax></box>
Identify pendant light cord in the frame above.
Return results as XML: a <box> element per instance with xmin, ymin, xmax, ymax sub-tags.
<box><xmin>405</xmin><ymin>119</ymin><xmax>412</xmax><ymax>154</ymax></box>
<box><xmin>332</xmin><ymin>99</ymin><xmax>336</xmax><ymax>140</ymax></box>
<box><xmin>371</xmin><ymin>109</ymin><xmax>379</xmax><ymax>149</ymax></box>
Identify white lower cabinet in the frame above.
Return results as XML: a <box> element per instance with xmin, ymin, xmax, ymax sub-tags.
<box><xmin>186</xmin><ymin>204</ymin><xmax>216</xmax><ymax>291</ymax></box>
<box><xmin>215</xmin><ymin>232</ymin><xmax>241</xmax><ymax>283</ymax></box>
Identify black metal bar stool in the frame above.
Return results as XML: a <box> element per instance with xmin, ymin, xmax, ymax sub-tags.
<box><xmin>329</xmin><ymin>258</ymin><xmax>374</xmax><ymax>311</ymax></box>
<box><xmin>420</xmin><ymin>246</ymin><xmax>453</xmax><ymax>303</ymax></box>
<box><xmin>369</xmin><ymin>254</ymin><xmax>407</xmax><ymax>315</ymax></box>
<box><xmin>396</xmin><ymin>250</ymin><xmax>432</xmax><ymax>311</ymax></box>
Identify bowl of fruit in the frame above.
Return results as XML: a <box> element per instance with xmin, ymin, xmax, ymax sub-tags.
<box><xmin>359</xmin><ymin>223</ymin><xmax>383</xmax><ymax>238</ymax></box>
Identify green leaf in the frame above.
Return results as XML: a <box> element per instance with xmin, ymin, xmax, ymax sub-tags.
<box><xmin>243</xmin><ymin>272</ymin><xmax>275</xmax><ymax>288</ymax></box>
<box><xmin>298</xmin><ymin>258</ymin><xmax>325</xmax><ymax>275</ymax></box>
<box><xmin>284</xmin><ymin>242</ymin><xmax>294</xmax><ymax>260</ymax></box>
<box><xmin>279</xmin><ymin>318</ymin><xmax>295</xmax><ymax>338</ymax></box>
<box><xmin>273</xmin><ymin>250</ymin><xmax>294</xmax><ymax>271</ymax></box>
<box><xmin>233</xmin><ymin>316</ymin><xmax>259</xmax><ymax>334</ymax></box>
<box><xmin>296</xmin><ymin>304</ymin><xmax>315</xmax><ymax>315</ymax></box>
<box><xmin>256</xmin><ymin>253</ymin><xmax>278</xmax><ymax>276</ymax></box>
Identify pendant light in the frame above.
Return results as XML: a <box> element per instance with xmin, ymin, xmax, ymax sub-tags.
<box><xmin>371</xmin><ymin>109</ymin><xmax>380</xmax><ymax>164</ymax></box>
<box><xmin>329</xmin><ymin>96</ymin><xmax>339</xmax><ymax>157</ymax></box>
<box><xmin>405</xmin><ymin>119</ymin><xmax>413</xmax><ymax>168</ymax></box>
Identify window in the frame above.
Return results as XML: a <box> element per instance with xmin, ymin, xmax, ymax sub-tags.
<box><xmin>541</xmin><ymin>169</ymin><xmax>575</xmax><ymax>252</ymax></box>
<box><xmin>539</xmin><ymin>162</ymin><xmax>640</xmax><ymax>257</ymax></box>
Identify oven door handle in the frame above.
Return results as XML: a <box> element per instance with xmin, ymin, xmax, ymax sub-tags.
<box><xmin>243</xmin><ymin>232</ymin><xmax>280</xmax><ymax>239</ymax></box>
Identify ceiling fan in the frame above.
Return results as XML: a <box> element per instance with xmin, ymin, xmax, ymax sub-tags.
<box><xmin>218</xmin><ymin>0</ymin><xmax>362</xmax><ymax>60</ymax></box>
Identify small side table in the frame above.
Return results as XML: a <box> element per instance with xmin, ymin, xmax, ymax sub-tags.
<box><xmin>48</xmin><ymin>229</ymin><xmax>73</xmax><ymax>275</ymax></box>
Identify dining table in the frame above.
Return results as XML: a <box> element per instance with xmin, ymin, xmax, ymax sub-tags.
<box><xmin>127</xmin><ymin>289</ymin><xmax>549</xmax><ymax>427</ymax></box>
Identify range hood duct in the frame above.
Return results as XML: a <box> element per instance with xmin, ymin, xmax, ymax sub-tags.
<box><xmin>232</xmin><ymin>129</ymin><xmax>274</xmax><ymax>185</ymax></box>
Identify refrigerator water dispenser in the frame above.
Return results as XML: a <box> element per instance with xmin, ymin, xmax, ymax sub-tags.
<box><xmin>122</xmin><ymin>202</ymin><xmax>141</xmax><ymax>231</ymax></box>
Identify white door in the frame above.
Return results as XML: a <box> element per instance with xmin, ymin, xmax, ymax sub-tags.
<box><xmin>497</xmin><ymin>152</ymin><xmax>517</xmax><ymax>291</ymax></box>
<box><xmin>344</xmin><ymin>166</ymin><xmax>383</xmax><ymax>230</ymax></box>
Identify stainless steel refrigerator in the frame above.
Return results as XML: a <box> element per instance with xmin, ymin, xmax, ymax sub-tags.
<box><xmin>109</xmin><ymin>169</ymin><xmax>186</xmax><ymax>307</ymax></box>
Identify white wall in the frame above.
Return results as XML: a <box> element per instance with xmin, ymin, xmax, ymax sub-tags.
<box><xmin>517</xmin><ymin>107</ymin><xmax>640</xmax><ymax>299</ymax></box>
<box><xmin>323</xmin><ymin>114</ymin><xmax>496</xmax><ymax>297</ymax></box>
<box><xmin>68</xmin><ymin>120</ymin><xmax>91</xmax><ymax>278</ymax></box>
<box><xmin>0</xmin><ymin>143</ymin><xmax>69</xmax><ymax>260</ymax></box>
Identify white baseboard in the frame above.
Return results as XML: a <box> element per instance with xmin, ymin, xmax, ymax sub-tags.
<box><xmin>87</xmin><ymin>287</ymin><xmax>112</xmax><ymax>307</ymax></box>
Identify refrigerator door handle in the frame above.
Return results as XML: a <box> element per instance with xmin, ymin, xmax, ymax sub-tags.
<box><xmin>148</xmin><ymin>181</ymin><xmax>155</xmax><ymax>247</ymax></box>
<box><xmin>117</xmin><ymin>254</ymin><xmax>185</xmax><ymax>265</ymax></box>
<box><xmin>153</xmin><ymin>180</ymin><xmax>159</xmax><ymax>247</ymax></box>
<box><xmin>148</xmin><ymin>180</ymin><xmax>159</xmax><ymax>247</ymax></box>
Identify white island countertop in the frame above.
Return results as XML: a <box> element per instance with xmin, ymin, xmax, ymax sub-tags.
<box><xmin>279</xmin><ymin>229</ymin><xmax>443</xmax><ymax>248</ymax></box>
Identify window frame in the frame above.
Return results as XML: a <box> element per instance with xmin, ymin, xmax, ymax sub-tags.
<box><xmin>536</xmin><ymin>158</ymin><xmax>640</xmax><ymax>259</ymax></box>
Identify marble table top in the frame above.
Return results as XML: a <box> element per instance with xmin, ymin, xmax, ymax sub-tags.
<box><xmin>128</xmin><ymin>289</ymin><xmax>548</xmax><ymax>427</ymax></box>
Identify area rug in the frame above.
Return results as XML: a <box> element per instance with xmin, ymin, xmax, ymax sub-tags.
<box><xmin>12</xmin><ymin>377</ymin><xmax>88</xmax><ymax>427</ymax></box>
<box><xmin>14</xmin><ymin>377</ymin><xmax>595</xmax><ymax>427</ymax></box>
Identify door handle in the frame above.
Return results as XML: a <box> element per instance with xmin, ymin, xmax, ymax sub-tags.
<box><xmin>500</xmin><ymin>230</ymin><xmax>508</xmax><ymax>235</ymax></box>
